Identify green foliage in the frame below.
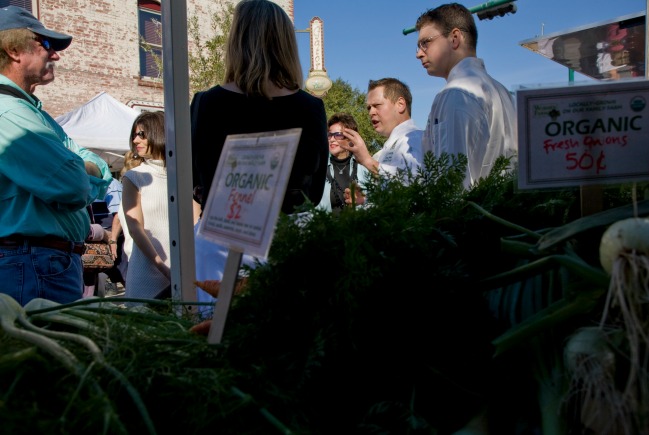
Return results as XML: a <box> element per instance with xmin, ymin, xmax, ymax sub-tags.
<box><xmin>4</xmin><ymin>153</ymin><xmax>648</xmax><ymax>434</ymax></box>
<box><xmin>222</xmin><ymin>155</ymin><xmax>647</xmax><ymax>433</ymax></box>
<box><xmin>187</xmin><ymin>0</ymin><xmax>234</xmax><ymax>94</ymax></box>
<box><xmin>322</xmin><ymin>78</ymin><xmax>383</xmax><ymax>155</ymax></box>
<box><xmin>0</xmin><ymin>302</ymin><xmax>283</xmax><ymax>435</ymax></box>
<box><xmin>220</xmin><ymin>154</ymin><xmax>528</xmax><ymax>432</ymax></box>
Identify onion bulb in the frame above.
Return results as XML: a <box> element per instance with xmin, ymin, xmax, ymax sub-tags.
<box><xmin>599</xmin><ymin>217</ymin><xmax>649</xmax><ymax>275</ymax></box>
<box><xmin>563</xmin><ymin>327</ymin><xmax>623</xmax><ymax>434</ymax></box>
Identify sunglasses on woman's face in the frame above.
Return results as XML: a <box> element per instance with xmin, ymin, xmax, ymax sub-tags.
<box><xmin>327</xmin><ymin>131</ymin><xmax>345</xmax><ymax>140</ymax></box>
<box><xmin>134</xmin><ymin>130</ymin><xmax>146</xmax><ymax>140</ymax></box>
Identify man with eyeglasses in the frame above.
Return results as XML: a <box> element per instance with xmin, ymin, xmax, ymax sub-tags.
<box><xmin>415</xmin><ymin>3</ymin><xmax>517</xmax><ymax>189</ymax></box>
<box><xmin>0</xmin><ymin>6</ymin><xmax>112</xmax><ymax>306</ymax></box>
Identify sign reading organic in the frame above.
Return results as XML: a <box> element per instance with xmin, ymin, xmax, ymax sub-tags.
<box><xmin>197</xmin><ymin>128</ymin><xmax>301</xmax><ymax>259</ymax></box>
<box><xmin>517</xmin><ymin>80</ymin><xmax>649</xmax><ymax>189</ymax></box>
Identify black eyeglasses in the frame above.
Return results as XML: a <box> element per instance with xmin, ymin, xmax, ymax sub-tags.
<box><xmin>327</xmin><ymin>131</ymin><xmax>345</xmax><ymax>140</ymax></box>
<box><xmin>134</xmin><ymin>131</ymin><xmax>146</xmax><ymax>139</ymax></box>
<box><xmin>33</xmin><ymin>36</ymin><xmax>52</xmax><ymax>51</ymax></box>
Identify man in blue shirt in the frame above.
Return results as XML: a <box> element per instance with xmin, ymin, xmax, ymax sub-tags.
<box><xmin>91</xmin><ymin>177</ymin><xmax>126</xmax><ymax>293</ymax></box>
<box><xmin>0</xmin><ymin>6</ymin><xmax>111</xmax><ymax>305</ymax></box>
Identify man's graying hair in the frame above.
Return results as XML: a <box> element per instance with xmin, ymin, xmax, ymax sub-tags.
<box><xmin>415</xmin><ymin>3</ymin><xmax>478</xmax><ymax>50</ymax></box>
<box><xmin>0</xmin><ymin>28</ymin><xmax>36</xmax><ymax>71</ymax></box>
<box><xmin>368</xmin><ymin>78</ymin><xmax>413</xmax><ymax>117</ymax></box>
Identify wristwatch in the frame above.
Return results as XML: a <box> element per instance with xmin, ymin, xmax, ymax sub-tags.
<box><xmin>108</xmin><ymin>240</ymin><xmax>117</xmax><ymax>244</ymax></box>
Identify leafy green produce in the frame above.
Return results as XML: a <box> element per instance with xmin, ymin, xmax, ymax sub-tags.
<box><xmin>2</xmin><ymin>153</ymin><xmax>647</xmax><ymax>434</ymax></box>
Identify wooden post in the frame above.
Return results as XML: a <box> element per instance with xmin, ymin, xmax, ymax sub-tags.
<box><xmin>207</xmin><ymin>249</ymin><xmax>243</xmax><ymax>345</ymax></box>
<box><xmin>580</xmin><ymin>184</ymin><xmax>603</xmax><ymax>217</ymax></box>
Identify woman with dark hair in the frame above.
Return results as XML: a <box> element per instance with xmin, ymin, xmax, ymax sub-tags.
<box><xmin>317</xmin><ymin>113</ymin><xmax>369</xmax><ymax>214</ymax></box>
<box><xmin>121</xmin><ymin>111</ymin><xmax>170</xmax><ymax>299</ymax></box>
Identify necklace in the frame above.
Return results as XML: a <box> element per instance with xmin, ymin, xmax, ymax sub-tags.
<box><xmin>331</xmin><ymin>154</ymin><xmax>351</xmax><ymax>175</ymax></box>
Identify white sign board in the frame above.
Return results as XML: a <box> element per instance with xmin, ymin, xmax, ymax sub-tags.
<box><xmin>197</xmin><ymin>128</ymin><xmax>301</xmax><ymax>259</ymax></box>
<box><xmin>517</xmin><ymin>80</ymin><xmax>649</xmax><ymax>189</ymax></box>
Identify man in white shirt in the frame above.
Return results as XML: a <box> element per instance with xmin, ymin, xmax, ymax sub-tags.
<box><xmin>415</xmin><ymin>3</ymin><xmax>517</xmax><ymax>189</ymax></box>
<box><xmin>340</xmin><ymin>77</ymin><xmax>424</xmax><ymax>206</ymax></box>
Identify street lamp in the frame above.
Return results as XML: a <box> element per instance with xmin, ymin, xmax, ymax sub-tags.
<box><xmin>297</xmin><ymin>17</ymin><xmax>333</xmax><ymax>98</ymax></box>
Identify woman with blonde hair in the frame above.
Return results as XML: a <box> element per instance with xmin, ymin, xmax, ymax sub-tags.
<box><xmin>190</xmin><ymin>0</ymin><xmax>328</xmax><ymax>310</ymax></box>
<box><xmin>191</xmin><ymin>0</ymin><xmax>328</xmax><ymax>216</ymax></box>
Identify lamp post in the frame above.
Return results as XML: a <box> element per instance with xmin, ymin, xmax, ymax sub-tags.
<box><xmin>297</xmin><ymin>17</ymin><xmax>333</xmax><ymax>98</ymax></box>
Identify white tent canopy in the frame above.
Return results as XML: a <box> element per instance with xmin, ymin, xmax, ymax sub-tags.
<box><xmin>56</xmin><ymin>92</ymin><xmax>139</xmax><ymax>173</ymax></box>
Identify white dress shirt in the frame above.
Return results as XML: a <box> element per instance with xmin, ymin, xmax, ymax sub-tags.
<box><xmin>422</xmin><ymin>57</ymin><xmax>517</xmax><ymax>188</ymax></box>
<box><xmin>373</xmin><ymin>118</ymin><xmax>424</xmax><ymax>183</ymax></box>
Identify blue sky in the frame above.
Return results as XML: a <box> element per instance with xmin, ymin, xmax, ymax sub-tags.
<box><xmin>293</xmin><ymin>0</ymin><xmax>646</xmax><ymax>129</ymax></box>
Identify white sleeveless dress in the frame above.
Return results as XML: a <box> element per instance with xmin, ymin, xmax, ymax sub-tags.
<box><xmin>122</xmin><ymin>160</ymin><xmax>170</xmax><ymax>299</ymax></box>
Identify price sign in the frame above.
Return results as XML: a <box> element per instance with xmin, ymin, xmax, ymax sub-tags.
<box><xmin>197</xmin><ymin>128</ymin><xmax>301</xmax><ymax>259</ymax></box>
<box><xmin>517</xmin><ymin>80</ymin><xmax>649</xmax><ymax>189</ymax></box>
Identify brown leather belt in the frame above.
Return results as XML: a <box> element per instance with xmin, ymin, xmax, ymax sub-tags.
<box><xmin>0</xmin><ymin>236</ymin><xmax>85</xmax><ymax>255</ymax></box>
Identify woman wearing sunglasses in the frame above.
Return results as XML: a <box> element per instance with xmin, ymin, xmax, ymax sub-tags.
<box><xmin>317</xmin><ymin>113</ymin><xmax>369</xmax><ymax>214</ymax></box>
<box><xmin>121</xmin><ymin>111</ymin><xmax>171</xmax><ymax>300</ymax></box>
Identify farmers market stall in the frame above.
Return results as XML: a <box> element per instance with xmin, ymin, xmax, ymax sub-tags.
<box><xmin>55</xmin><ymin>92</ymin><xmax>139</xmax><ymax>173</ymax></box>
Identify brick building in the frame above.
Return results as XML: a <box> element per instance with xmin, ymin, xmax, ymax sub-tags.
<box><xmin>2</xmin><ymin>0</ymin><xmax>294</xmax><ymax>117</ymax></box>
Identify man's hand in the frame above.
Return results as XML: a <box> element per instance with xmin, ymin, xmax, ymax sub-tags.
<box><xmin>339</xmin><ymin>128</ymin><xmax>379</xmax><ymax>174</ymax></box>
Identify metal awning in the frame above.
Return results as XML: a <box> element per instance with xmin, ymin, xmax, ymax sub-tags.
<box><xmin>519</xmin><ymin>11</ymin><xmax>646</xmax><ymax>81</ymax></box>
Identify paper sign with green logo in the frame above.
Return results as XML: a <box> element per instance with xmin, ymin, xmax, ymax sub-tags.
<box><xmin>197</xmin><ymin>128</ymin><xmax>301</xmax><ymax>259</ymax></box>
<box><xmin>517</xmin><ymin>80</ymin><xmax>649</xmax><ymax>189</ymax></box>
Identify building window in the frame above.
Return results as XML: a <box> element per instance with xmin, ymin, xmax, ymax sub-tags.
<box><xmin>138</xmin><ymin>0</ymin><xmax>162</xmax><ymax>79</ymax></box>
<box><xmin>0</xmin><ymin>0</ymin><xmax>37</xmax><ymax>12</ymax></box>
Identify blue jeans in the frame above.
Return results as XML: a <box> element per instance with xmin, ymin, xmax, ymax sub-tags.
<box><xmin>0</xmin><ymin>242</ymin><xmax>83</xmax><ymax>306</ymax></box>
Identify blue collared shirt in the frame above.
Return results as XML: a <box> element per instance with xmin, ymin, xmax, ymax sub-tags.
<box><xmin>0</xmin><ymin>74</ymin><xmax>111</xmax><ymax>241</ymax></box>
